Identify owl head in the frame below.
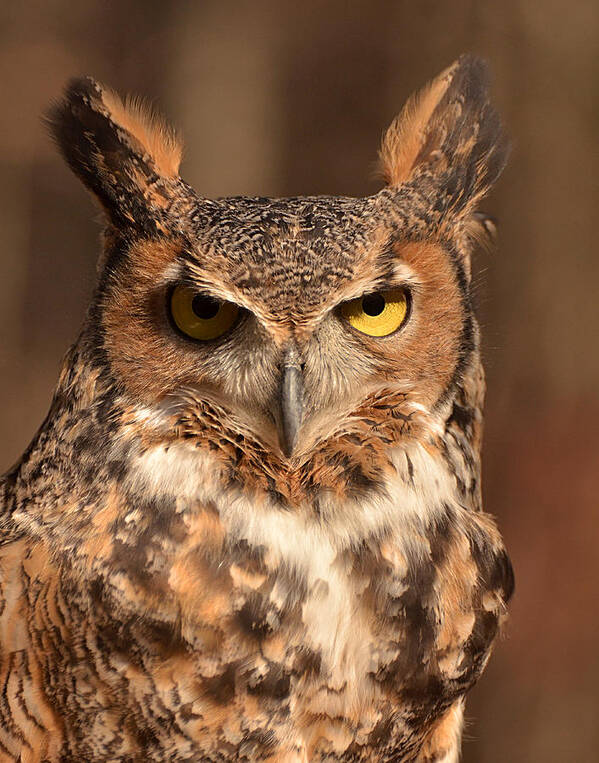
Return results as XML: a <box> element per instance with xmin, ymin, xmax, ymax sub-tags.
<box><xmin>46</xmin><ymin>55</ymin><xmax>507</xmax><ymax>500</ymax></box>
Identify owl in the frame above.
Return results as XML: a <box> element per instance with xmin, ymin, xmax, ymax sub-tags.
<box><xmin>0</xmin><ymin>55</ymin><xmax>513</xmax><ymax>762</ymax></box>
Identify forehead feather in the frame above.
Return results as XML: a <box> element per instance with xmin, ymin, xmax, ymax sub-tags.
<box><xmin>181</xmin><ymin>194</ymin><xmax>405</xmax><ymax>316</ymax></box>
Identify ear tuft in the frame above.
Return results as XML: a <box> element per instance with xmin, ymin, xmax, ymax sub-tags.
<box><xmin>100</xmin><ymin>88</ymin><xmax>182</xmax><ymax>178</ymax></box>
<box><xmin>379</xmin><ymin>55</ymin><xmax>509</xmax><ymax>218</ymax></box>
<box><xmin>379</xmin><ymin>62</ymin><xmax>457</xmax><ymax>186</ymax></box>
<box><xmin>45</xmin><ymin>77</ymin><xmax>183</xmax><ymax>227</ymax></box>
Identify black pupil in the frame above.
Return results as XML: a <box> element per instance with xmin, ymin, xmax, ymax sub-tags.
<box><xmin>362</xmin><ymin>293</ymin><xmax>386</xmax><ymax>317</ymax></box>
<box><xmin>191</xmin><ymin>294</ymin><xmax>220</xmax><ymax>320</ymax></box>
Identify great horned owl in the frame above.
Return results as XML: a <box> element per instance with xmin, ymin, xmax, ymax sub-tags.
<box><xmin>0</xmin><ymin>55</ymin><xmax>513</xmax><ymax>762</ymax></box>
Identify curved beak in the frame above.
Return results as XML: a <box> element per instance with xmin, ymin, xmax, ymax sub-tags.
<box><xmin>280</xmin><ymin>344</ymin><xmax>304</xmax><ymax>457</ymax></box>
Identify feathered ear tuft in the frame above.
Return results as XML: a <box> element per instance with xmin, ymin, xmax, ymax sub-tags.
<box><xmin>379</xmin><ymin>55</ymin><xmax>509</xmax><ymax>220</ymax></box>
<box><xmin>45</xmin><ymin>77</ymin><xmax>183</xmax><ymax>228</ymax></box>
<box><xmin>99</xmin><ymin>88</ymin><xmax>182</xmax><ymax>179</ymax></box>
<box><xmin>379</xmin><ymin>64</ymin><xmax>456</xmax><ymax>187</ymax></box>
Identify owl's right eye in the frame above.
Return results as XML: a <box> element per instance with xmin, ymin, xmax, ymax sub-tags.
<box><xmin>169</xmin><ymin>285</ymin><xmax>239</xmax><ymax>341</ymax></box>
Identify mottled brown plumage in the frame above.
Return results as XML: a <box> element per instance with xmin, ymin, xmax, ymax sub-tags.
<box><xmin>0</xmin><ymin>55</ymin><xmax>513</xmax><ymax>761</ymax></box>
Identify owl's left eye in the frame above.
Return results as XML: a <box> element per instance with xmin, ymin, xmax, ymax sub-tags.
<box><xmin>170</xmin><ymin>285</ymin><xmax>239</xmax><ymax>341</ymax></box>
<box><xmin>340</xmin><ymin>288</ymin><xmax>410</xmax><ymax>337</ymax></box>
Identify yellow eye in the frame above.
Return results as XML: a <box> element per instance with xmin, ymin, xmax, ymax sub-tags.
<box><xmin>170</xmin><ymin>285</ymin><xmax>239</xmax><ymax>341</ymax></box>
<box><xmin>340</xmin><ymin>288</ymin><xmax>409</xmax><ymax>337</ymax></box>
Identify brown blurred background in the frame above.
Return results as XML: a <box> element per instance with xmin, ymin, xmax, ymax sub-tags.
<box><xmin>1</xmin><ymin>1</ymin><xmax>597</xmax><ymax>760</ymax></box>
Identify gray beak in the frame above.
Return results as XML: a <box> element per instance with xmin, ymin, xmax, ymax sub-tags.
<box><xmin>280</xmin><ymin>345</ymin><xmax>304</xmax><ymax>457</ymax></box>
